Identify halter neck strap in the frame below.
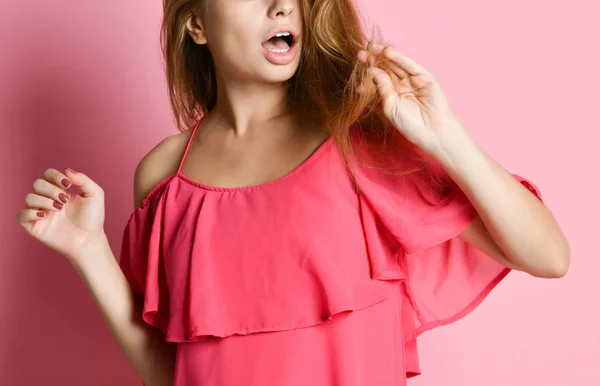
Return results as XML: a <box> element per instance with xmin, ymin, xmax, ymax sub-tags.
<box><xmin>177</xmin><ymin>116</ymin><xmax>203</xmax><ymax>174</ymax></box>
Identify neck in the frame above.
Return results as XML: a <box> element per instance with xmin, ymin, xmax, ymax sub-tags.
<box><xmin>209</xmin><ymin>72</ymin><xmax>293</xmax><ymax>137</ymax></box>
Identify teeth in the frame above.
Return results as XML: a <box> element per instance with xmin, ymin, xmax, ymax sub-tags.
<box><xmin>266</xmin><ymin>31</ymin><xmax>292</xmax><ymax>53</ymax></box>
<box><xmin>268</xmin><ymin>47</ymin><xmax>291</xmax><ymax>53</ymax></box>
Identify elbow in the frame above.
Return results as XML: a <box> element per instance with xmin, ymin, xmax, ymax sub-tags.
<box><xmin>534</xmin><ymin>238</ymin><xmax>571</xmax><ymax>279</ymax></box>
<box><xmin>548</xmin><ymin>249</ymin><xmax>570</xmax><ymax>279</ymax></box>
<box><xmin>549</xmin><ymin>235</ymin><xmax>571</xmax><ymax>278</ymax></box>
<box><xmin>542</xmin><ymin>259</ymin><xmax>569</xmax><ymax>279</ymax></box>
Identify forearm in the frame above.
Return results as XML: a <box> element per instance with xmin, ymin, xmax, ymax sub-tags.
<box><xmin>71</xmin><ymin>234</ymin><xmax>176</xmax><ymax>386</ymax></box>
<box><xmin>432</xmin><ymin>123</ymin><xmax>570</xmax><ymax>277</ymax></box>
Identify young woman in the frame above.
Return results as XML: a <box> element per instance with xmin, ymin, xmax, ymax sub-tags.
<box><xmin>17</xmin><ymin>0</ymin><xmax>569</xmax><ymax>385</ymax></box>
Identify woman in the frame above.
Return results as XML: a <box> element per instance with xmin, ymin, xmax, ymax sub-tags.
<box><xmin>17</xmin><ymin>0</ymin><xmax>569</xmax><ymax>385</ymax></box>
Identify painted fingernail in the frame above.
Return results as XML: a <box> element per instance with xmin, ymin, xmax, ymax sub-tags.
<box><xmin>37</xmin><ymin>211</ymin><xmax>45</xmax><ymax>218</ymax></box>
<box><xmin>53</xmin><ymin>202</ymin><xmax>63</xmax><ymax>210</ymax></box>
<box><xmin>61</xmin><ymin>178</ymin><xmax>71</xmax><ymax>188</ymax></box>
<box><xmin>58</xmin><ymin>193</ymin><xmax>69</xmax><ymax>203</ymax></box>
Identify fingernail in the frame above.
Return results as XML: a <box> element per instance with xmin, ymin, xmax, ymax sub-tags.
<box><xmin>61</xmin><ymin>178</ymin><xmax>71</xmax><ymax>188</ymax></box>
<box><xmin>53</xmin><ymin>202</ymin><xmax>63</xmax><ymax>210</ymax></box>
<box><xmin>66</xmin><ymin>168</ymin><xmax>76</xmax><ymax>174</ymax></box>
<box><xmin>58</xmin><ymin>193</ymin><xmax>69</xmax><ymax>203</ymax></box>
<box><xmin>37</xmin><ymin>211</ymin><xmax>45</xmax><ymax>218</ymax></box>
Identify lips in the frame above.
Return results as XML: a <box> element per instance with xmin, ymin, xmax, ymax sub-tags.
<box><xmin>262</xmin><ymin>25</ymin><xmax>299</xmax><ymax>46</ymax></box>
<box><xmin>261</xmin><ymin>25</ymin><xmax>300</xmax><ymax>65</ymax></box>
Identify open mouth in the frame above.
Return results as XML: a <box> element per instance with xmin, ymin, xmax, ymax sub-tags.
<box><xmin>262</xmin><ymin>31</ymin><xmax>296</xmax><ymax>53</ymax></box>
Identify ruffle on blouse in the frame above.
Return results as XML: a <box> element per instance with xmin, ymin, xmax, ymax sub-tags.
<box><xmin>355</xmin><ymin>170</ymin><xmax>541</xmax><ymax>338</ymax></box>
<box><xmin>348</xmin><ymin>142</ymin><xmax>543</xmax><ymax>376</ymax></box>
<box><xmin>118</xmin><ymin>163</ymin><xmax>402</xmax><ymax>343</ymax></box>
<box><xmin>118</xmin><ymin>136</ymin><xmax>543</xmax><ymax>378</ymax></box>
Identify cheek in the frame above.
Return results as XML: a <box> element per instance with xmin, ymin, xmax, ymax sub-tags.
<box><xmin>207</xmin><ymin>33</ymin><xmax>264</xmax><ymax>76</ymax></box>
<box><xmin>210</xmin><ymin>31</ymin><xmax>257</xmax><ymax>64</ymax></box>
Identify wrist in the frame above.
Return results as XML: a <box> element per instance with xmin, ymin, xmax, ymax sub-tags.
<box><xmin>431</xmin><ymin>123</ymin><xmax>478</xmax><ymax>174</ymax></box>
<box><xmin>69</xmin><ymin>231</ymin><xmax>111</xmax><ymax>271</ymax></box>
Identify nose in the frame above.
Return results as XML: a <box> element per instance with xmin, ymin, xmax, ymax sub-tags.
<box><xmin>269</xmin><ymin>0</ymin><xmax>295</xmax><ymax>18</ymax></box>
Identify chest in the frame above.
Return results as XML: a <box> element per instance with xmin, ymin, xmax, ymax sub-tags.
<box><xmin>160</xmin><ymin>154</ymin><xmax>373</xmax><ymax>295</ymax></box>
<box><xmin>180</xmin><ymin>130</ymin><xmax>331</xmax><ymax>190</ymax></box>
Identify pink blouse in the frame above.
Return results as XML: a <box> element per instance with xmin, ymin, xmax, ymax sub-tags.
<box><xmin>118</xmin><ymin>118</ymin><xmax>542</xmax><ymax>386</ymax></box>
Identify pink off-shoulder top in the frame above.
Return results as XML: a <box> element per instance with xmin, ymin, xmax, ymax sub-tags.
<box><xmin>118</xmin><ymin>118</ymin><xmax>542</xmax><ymax>386</ymax></box>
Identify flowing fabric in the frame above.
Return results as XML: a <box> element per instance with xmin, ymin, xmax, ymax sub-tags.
<box><xmin>119</xmin><ymin>120</ymin><xmax>542</xmax><ymax>385</ymax></box>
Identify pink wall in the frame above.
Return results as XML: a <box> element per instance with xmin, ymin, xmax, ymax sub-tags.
<box><xmin>1</xmin><ymin>1</ymin><xmax>597</xmax><ymax>385</ymax></box>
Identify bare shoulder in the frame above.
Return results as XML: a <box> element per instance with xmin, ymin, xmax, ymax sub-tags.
<box><xmin>132</xmin><ymin>128</ymin><xmax>194</xmax><ymax>208</ymax></box>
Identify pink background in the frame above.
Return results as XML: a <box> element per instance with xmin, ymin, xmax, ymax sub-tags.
<box><xmin>1</xmin><ymin>0</ymin><xmax>597</xmax><ymax>385</ymax></box>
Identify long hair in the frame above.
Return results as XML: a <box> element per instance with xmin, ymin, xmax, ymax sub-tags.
<box><xmin>160</xmin><ymin>0</ymin><xmax>447</xmax><ymax>189</ymax></box>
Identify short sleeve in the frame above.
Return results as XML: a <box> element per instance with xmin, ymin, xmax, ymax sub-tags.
<box><xmin>118</xmin><ymin>211</ymin><xmax>145</xmax><ymax>298</ymax></box>
<box><xmin>348</xmin><ymin>141</ymin><xmax>543</xmax><ymax>344</ymax></box>
<box><xmin>117</xmin><ymin>202</ymin><xmax>172</xmax><ymax>336</ymax></box>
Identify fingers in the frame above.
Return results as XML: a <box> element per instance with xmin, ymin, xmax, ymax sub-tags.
<box><xmin>17</xmin><ymin>208</ymin><xmax>47</xmax><ymax>223</ymax></box>
<box><xmin>358</xmin><ymin>43</ymin><xmax>430</xmax><ymax>77</ymax></box>
<box><xmin>23</xmin><ymin>170</ymin><xmax>72</xmax><ymax>214</ymax></box>
<box><xmin>384</xmin><ymin>49</ymin><xmax>429</xmax><ymax>77</ymax></box>
<box><xmin>64</xmin><ymin>168</ymin><xmax>103</xmax><ymax>197</ymax></box>
<box><xmin>357</xmin><ymin>49</ymin><xmax>371</xmax><ymax>65</ymax></box>
<box><xmin>359</xmin><ymin>46</ymin><xmax>398</xmax><ymax>97</ymax></box>
<box><xmin>17</xmin><ymin>167</ymin><xmax>73</xmax><ymax>225</ymax></box>
<box><xmin>358</xmin><ymin>47</ymin><xmax>409</xmax><ymax>81</ymax></box>
<box><xmin>386</xmin><ymin>60</ymin><xmax>410</xmax><ymax>80</ymax></box>
<box><xmin>368</xmin><ymin>67</ymin><xmax>397</xmax><ymax>102</ymax></box>
<box><xmin>25</xmin><ymin>192</ymin><xmax>65</xmax><ymax>212</ymax></box>
<box><xmin>33</xmin><ymin>177</ymin><xmax>70</xmax><ymax>206</ymax></box>
<box><xmin>43</xmin><ymin>168</ymin><xmax>72</xmax><ymax>190</ymax></box>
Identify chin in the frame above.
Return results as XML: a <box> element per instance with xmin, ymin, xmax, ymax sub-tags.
<box><xmin>261</xmin><ymin>64</ymin><xmax>300</xmax><ymax>84</ymax></box>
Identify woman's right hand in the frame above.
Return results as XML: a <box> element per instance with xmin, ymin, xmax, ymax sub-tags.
<box><xmin>17</xmin><ymin>168</ymin><xmax>107</xmax><ymax>262</ymax></box>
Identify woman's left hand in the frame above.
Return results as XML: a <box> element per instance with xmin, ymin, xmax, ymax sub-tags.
<box><xmin>358</xmin><ymin>43</ymin><xmax>465</xmax><ymax>156</ymax></box>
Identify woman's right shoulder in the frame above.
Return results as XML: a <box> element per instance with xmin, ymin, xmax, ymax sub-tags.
<box><xmin>132</xmin><ymin>128</ymin><xmax>195</xmax><ymax>208</ymax></box>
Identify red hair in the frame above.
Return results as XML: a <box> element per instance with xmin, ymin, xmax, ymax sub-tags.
<box><xmin>160</xmin><ymin>0</ymin><xmax>447</xmax><ymax>188</ymax></box>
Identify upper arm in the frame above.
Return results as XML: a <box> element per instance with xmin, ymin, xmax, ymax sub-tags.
<box><xmin>132</xmin><ymin>131</ymin><xmax>191</xmax><ymax>208</ymax></box>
